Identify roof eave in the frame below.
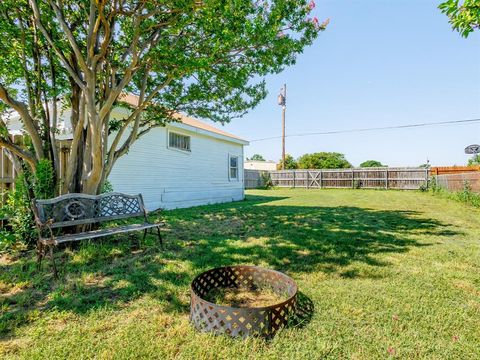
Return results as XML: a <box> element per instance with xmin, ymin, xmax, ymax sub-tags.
<box><xmin>168</xmin><ymin>121</ymin><xmax>249</xmax><ymax>145</ymax></box>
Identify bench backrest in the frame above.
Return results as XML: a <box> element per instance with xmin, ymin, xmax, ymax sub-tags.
<box><xmin>33</xmin><ymin>192</ymin><xmax>146</xmax><ymax>228</ymax></box>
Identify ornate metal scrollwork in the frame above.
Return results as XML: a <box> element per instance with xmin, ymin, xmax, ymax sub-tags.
<box><xmin>65</xmin><ymin>200</ymin><xmax>87</xmax><ymax>219</ymax></box>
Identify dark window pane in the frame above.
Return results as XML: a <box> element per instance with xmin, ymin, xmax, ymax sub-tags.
<box><xmin>169</xmin><ymin>132</ymin><xmax>190</xmax><ymax>151</ymax></box>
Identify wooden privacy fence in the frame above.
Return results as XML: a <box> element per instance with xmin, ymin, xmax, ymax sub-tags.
<box><xmin>268</xmin><ymin>168</ymin><xmax>428</xmax><ymax>190</ymax></box>
<box><xmin>0</xmin><ymin>135</ymin><xmax>30</xmax><ymax>196</ymax></box>
<box><xmin>430</xmin><ymin>166</ymin><xmax>480</xmax><ymax>175</ymax></box>
<box><xmin>0</xmin><ymin>138</ymin><xmax>71</xmax><ymax>196</ymax></box>
<box><xmin>244</xmin><ymin>169</ymin><xmax>270</xmax><ymax>189</ymax></box>
<box><xmin>434</xmin><ymin>172</ymin><xmax>480</xmax><ymax>193</ymax></box>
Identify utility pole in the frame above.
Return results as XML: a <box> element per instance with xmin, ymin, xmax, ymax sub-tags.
<box><xmin>278</xmin><ymin>84</ymin><xmax>286</xmax><ymax>169</ymax></box>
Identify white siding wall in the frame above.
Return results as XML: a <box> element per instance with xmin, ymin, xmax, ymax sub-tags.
<box><xmin>108</xmin><ymin>125</ymin><xmax>245</xmax><ymax>210</ymax></box>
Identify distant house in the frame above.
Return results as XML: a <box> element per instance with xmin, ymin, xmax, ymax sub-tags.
<box><xmin>6</xmin><ymin>95</ymin><xmax>249</xmax><ymax>210</ymax></box>
<box><xmin>244</xmin><ymin>160</ymin><xmax>277</xmax><ymax>171</ymax></box>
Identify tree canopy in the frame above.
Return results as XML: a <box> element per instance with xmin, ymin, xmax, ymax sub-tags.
<box><xmin>249</xmin><ymin>154</ymin><xmax>266</xmax><ymax>161</ymax></box>
<box><xmin>0</xmin><ymin>0</ymin><xmax>326</xmax><ymax>195</ymax></box>
<box><xmin>439</xmin><ymin>0</ymin><xmax>480</xmax><ymax>37</ymax></box>
<box><xmin>297</xmin><ymin>152</ymin><xmax>351</xmax><ymax>169</ymax></box>
<box><xmin>359</xmin><ymin>160</ymin><xmax>386</xmax><ymax>168</ymax></box>
<box><xmin>468</xmin><ymin>154</ymin><xmax>480</xmax><ymax>166</ymax></box>
<box><xmin>277</xmin><ymin>154</ymin><xmax>298</xmax><ymax>169</ymax></box>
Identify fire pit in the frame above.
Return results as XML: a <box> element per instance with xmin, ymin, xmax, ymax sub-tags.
<box><xmin>190</xmin><ymin>265</ymin><xmax>298</xmax><ymax>338</ymax></box>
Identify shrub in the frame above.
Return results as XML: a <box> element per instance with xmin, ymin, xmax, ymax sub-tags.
<box><xmin>1</xmin><ymin>174</ymin><xmax>36</xmax><ymax>249</ymax></box>
<box><xmin>34</xmin><ymin>159</ymin><xmax>55</xmax><ymax>199</ymax></box>
<box><xmin>0</xmin><ymin>159</ymin><xmax>55</xmax><ymax>251</ymax></box>
<box><xmin>419</xmin><ymin>182</ymin><xmax>429</xmax><ymax>192</ymax></box>
<box><xmin>429</xmin><ymin>177</ymin><xmax>480</xmax><ymax>208</ymax></box>
<box><xmin>353</xmin><ymin>179</ymin><xmax>362</xmax><ymax>189</ymax></box>
<box><xmin>260</xmin><ymin>172</ymin><xmax>273</xmax><ymax>189</ymax></box>
<box><xmin>101</xmin><ymin>179</ymin><xmax>114</xmax><ymax>193</ymax></box>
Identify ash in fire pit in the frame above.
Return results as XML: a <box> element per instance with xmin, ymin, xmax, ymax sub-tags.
<box><xmin>190</xmin><ymin>265</ymin><xmax>298</xmax><ymax>338</ymax></box>
<box><xmin>205</xmin><ymin>286</ymin><xmax>287</xmax><ymax>308</ymax></box>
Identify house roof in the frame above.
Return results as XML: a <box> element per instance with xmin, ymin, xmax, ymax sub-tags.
<box><xmin>119</xmin><ymin>94</ymin><xmax>247</xmax><ymax>143</ymax></box>
<box><xmin>245</xmin><ymin>160</ymin><xmax>276</xmax><ymax>164</ymax></box>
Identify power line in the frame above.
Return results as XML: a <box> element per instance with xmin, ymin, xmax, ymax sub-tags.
<box><xmin>250</xmin><ymin>118</ymin><xmax>480</xmax><ymax>142</ymax></box>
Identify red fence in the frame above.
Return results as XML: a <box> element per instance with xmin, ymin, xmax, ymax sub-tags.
<box><xmin>430</xmin><ymin>166</ymin><xmax>480</xmax><ymax>175</ymax></box>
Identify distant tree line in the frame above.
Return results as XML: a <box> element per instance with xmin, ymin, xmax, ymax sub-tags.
<box><xmin>276</xmin><ymin>152</ymin><xmax>387</xmax><ymax>170</ymax></box>
<box><xmin>247</xmin><ymin>154</ymin><xmax>266</xmax><ymax>161</ymax></box>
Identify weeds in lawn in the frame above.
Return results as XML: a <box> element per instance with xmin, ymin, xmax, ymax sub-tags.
<box><xmin>430</xmin><ymin>177</ymin><xmax>480</xmax><ymax>208</ymax></box>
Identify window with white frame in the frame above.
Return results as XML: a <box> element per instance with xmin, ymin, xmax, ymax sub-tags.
<box><xmin>168</xmin><ymin>131</ymin><xmax>191</xmax><ymax>151</ymax></box>
<box><xmin>229</xmin><ymin>155</ymin><xmax>239</xmax><ymax>180</ymax></box>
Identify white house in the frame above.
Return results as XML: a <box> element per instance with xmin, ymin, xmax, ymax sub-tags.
<box><xmin>5</xmin><ymin>95</ymin><xmax>249</xmax><ymax>210</ymax></box>
<box><xmin>244</xmin><ymin>160</ymin><xmax>277</xmax><ymax>171</ymax></box>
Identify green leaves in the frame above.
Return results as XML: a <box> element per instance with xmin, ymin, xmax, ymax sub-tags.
<box><xmin>278</xmin><ymin>154</ymin><xmax>298</xmax><ymax>169</ymax></box>
<box><xmin>439</xmin><ymin>0</ymin><xmax>480</xmax><ymax>38</ymax></box>
<box><xmin>467</xmin><ymin>154</ymin><xmax>480</xmax><ymax>165</ymax></box>
<box><xmin>249</xmin><ymin>154</ymin><xmax>266</xmax><ymax>161</ymax></box>
<box><xmin>1</xmin><ymin>0</ymin><xmax>325</xmax><ymax>125</ymax></box>
<box><xmin>297</xmin><ymin>152</ymin><xmax>352</xmax><ymax>169</ymax></box>
<box><xmin>360</xmin><ymin>160</ymin><xmax>386</xmax><ymax>168</ymax></box>
<box><xmin>0</xmin><ymin>0</ymin><xmax>326</xmax><ymax>195</ymax></box>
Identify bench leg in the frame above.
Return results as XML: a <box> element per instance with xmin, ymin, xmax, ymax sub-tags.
<box><xmin>49</xmin><ymin>245</ymin><xmax>58</xmax><ymax>279</ymax></box>
<box><xmin>156</xmin><ymin>226</ymin><xmax>163</xmax><ymax>250</ymax></box>
<box><xmin>36</xmin><ymin>241</ymin><xmax>44</xmax><ymax>271</ymax></box>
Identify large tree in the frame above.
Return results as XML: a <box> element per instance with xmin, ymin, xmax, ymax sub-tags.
<box><xmin>359</xmin><ymin>160</ymin><xmax>386</xmax><ymax>168</ymax></box>
<box><xmin>0</xmin><ymin>0</ymin><xmax>325</xmax><ymax>195</ymax></box>
<box><xmin>297</xmin><ymin>152</ymin><xmax>351</xmax><ymax>169</ymax></box>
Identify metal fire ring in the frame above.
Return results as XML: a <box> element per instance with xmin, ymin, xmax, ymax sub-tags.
<box><xmin>190</xmin><ymin>265</ymin><xmax>298</xmax><ymax>338</ymax></box>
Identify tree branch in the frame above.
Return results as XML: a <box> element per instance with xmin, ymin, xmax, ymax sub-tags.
<box><xmin>0</xmin><ymin>118</ymin><xmax>37</xmax><ymax>170</ymax></box>
<box><xmin>28</xmin><ymin>0</ymin><xmax>86</xmax><ymax>89</ymax></box>
<box><xmin>0</xmin><ymin>83</ymin><xmax>44</xmax><ymax>160</ymax></box>
<box><xmin>47</xmin><ymin>0</ymin><xmax>89</xmax><ymax>72</ymax></box>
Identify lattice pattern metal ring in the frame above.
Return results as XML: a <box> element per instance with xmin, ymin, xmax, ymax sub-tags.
<box><xmin>190</xmin><ymin>266</ymin><xmax>298</xmax><ymax>338</ymax></box>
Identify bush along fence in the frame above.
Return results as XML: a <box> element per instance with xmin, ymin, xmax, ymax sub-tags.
<box><xmin>244</xmin><ymin>169</ymin><xmax>271</xmax><ymax>189</ymax></box>
<box><xmin>245</xmin><ymin>168</ymin><xmax>429</xmax><ymax>190</ymax></box>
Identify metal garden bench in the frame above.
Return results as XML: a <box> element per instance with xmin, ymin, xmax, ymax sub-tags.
<box><xmin>32</xmin><ymin>192</ymin><xmax>164</xmax><ymax>277</ymax></box>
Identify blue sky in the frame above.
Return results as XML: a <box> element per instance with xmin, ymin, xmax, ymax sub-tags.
<box><xmin>211</xmin><ymin>0</ymin><xmax>480</xmax><ymax>167</ymax></box>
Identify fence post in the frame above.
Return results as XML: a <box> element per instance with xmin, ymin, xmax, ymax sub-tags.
<box><xmin>292</xmin><ymin>170</ymin><xmax>296</xmax><ymax>188</ymax></box>
<box><xmin>425</xmin><ymin>168</ymin><xmax>429</xmax><ymax>189</ymax></box>
<box><xmin>306</xmin><ymin>171</ymin><xmax>309</xmax><ymax>189</ymax></box>
<box><xmin>319</xmin><ymin>170</ymin><xmax>322</xmax><ymax>189</ymax></box>
<box><xmin>351</xmin><ymin>169</ymin><xmax>355</xmax><ymax>189</ymax></box>
<box><xmin>385</xmin><ymin>169</ymin><xmax>389</xmax><ymax>190</ymax></box>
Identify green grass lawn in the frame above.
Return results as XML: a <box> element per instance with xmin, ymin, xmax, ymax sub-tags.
<box><xmin>1</xmin><ymin>189</ymin><xmax>479</xmax><ymax>359</ymax></box>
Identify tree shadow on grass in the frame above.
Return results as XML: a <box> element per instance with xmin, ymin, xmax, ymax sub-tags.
<box><xmin>0</xmin><ymin>194</ymin><xmax>461</xmax><ymax>337</ymax></box>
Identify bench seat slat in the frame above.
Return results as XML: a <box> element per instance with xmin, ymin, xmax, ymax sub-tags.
<box><xmin>40</xmin><ymin>222</ymin><xmax>165</xmax><ymax>245</ymax></box>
